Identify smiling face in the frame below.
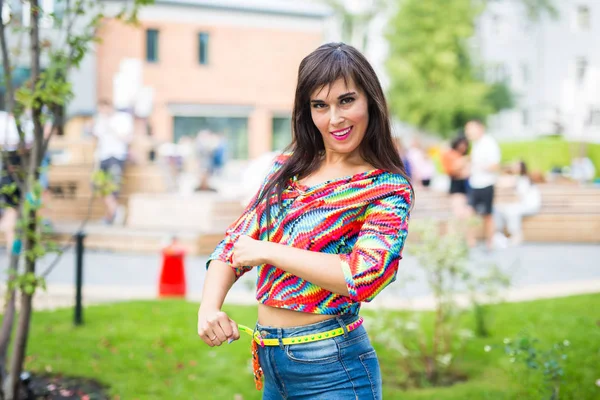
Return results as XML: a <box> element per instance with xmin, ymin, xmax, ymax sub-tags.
<box><xmin>309</xmin><ymin>77</ymin><xmax>369</xmax><ymax>158</ymax></box>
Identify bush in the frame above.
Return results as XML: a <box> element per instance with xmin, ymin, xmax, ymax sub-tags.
<box><xmin>367</xmin><ymin>220</ymin><xmax>510</xmax><ymax>388</ymax></box>
<box><xmin>499</xmin><ymin>139</ymin><xmax>600</xmax><ymax>178</ymax></box>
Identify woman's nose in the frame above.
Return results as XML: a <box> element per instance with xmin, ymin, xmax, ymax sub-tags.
<box><xmin>329</xmin><ymin>108</ymin><xmax>344</xmax><ymax>126</ymax></box>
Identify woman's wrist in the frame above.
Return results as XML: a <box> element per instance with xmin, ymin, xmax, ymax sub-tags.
<box><xmin>260</xmin><ymin>241</ymin><xmax>280</xmax><ymax>266</ymax></box>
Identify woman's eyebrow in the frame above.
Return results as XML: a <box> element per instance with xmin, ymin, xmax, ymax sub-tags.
<box><xmin>337</xmin><ymin>91</ymin><xmax>356</xmax><ymax>99</ymax></box>
<box><xmin>310</xmin><ymin>91</ymin><xmax>357</xmax><ymax>103</ymax></box>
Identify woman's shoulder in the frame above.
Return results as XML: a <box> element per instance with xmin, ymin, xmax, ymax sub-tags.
<box><xmin>373</xmin><ymin>171</ymin><xmax>413</xmax><ymax>203</ymax></box>
<box><xmin>378</xmin><ymin>170</ymin><xmax>411</xmax><ymax>187</ymax></box>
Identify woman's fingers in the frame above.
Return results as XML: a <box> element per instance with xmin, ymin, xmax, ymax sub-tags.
<box><xmin>202</xmin><ymin>311</ymin><xmax>236</xmax><ymax>346</ymax></box>
<box><xmin>229</xmin><ymin>319</ymin><xmax>240</xmax><ymax>342</ymax></box>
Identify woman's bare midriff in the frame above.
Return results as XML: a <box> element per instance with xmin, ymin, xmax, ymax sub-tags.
<box><xmin>258</xmin><ymin>304</ymin><xmax>337</xmax><ymax>328</ymax></box>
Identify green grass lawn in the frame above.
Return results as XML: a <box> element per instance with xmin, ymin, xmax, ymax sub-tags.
<box><xmin>25</xmin><ymin>294</ymin><xmax>600</xmax><ymax>400</ymax></box>
<box><xmin>498</xmin><ymin>138</ymin><xmax>600</xmax><ymax>178</ymax></box>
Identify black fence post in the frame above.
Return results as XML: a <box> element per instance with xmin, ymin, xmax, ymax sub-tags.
<box><xmin>74</xmin><ymin>231</ymin><xmax>86</xmax><ymax>326</ymax></box>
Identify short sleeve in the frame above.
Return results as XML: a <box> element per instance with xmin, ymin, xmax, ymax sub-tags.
<box><xmin>489</xmin><ymin>137</ymin><xmax>501</xmax><ymax>164</ymax></box>
<box><xmin>206</xmin><ymin>153</ymin><xmax>287</xmax><ymax>280</ymax></box>
<box><xmin>339</xmin><ymin>185</ymin><xmax>412</xmax><ymax>302</ymax></box>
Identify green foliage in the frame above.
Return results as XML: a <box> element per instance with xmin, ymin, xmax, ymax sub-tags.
<box><xmin>92</xmin><ymin>169</ymin><xmax>118</xmax><ymax>197</ymax></box>
<box><xmin>486</xmin><ymin>82</ymin><xmax>515</xmax><ymax>114</ymax></box>
<box><xmin>9</xmin><ymin>272</ymin><xmax>46</xmax><ymax>295</ymax></box>
<box><xmin>386</xmin><ymin>0</ymin><xmax>493</xmax><ymax>137</ymax></box>
<box><xmin>22</xmin><ymin>295</ymin><xmax>600</xmax><ymax>399</ymax></box>
<box><xmin>367</xmin><ymin>220</ymin><xmax>510</xmax><ymax>388</ymax></box>
<box><xmin>386</xmin><ymin>0</ymin><xmax>557</xmax><ymax>137</ymax></box>
<box><xmin>499</xmin><ymin>335</ymin><xmax>570</xmax><ymax>399</ymax></box>
<box><xmin>499</xmin><ymin>138</ymin><xmax>600</xmax><ymax>177</ymax></box>
<box><xmin>516</xmin><ymin>0</ymin><xmax>559</xmax><ymax>21</ymax></box>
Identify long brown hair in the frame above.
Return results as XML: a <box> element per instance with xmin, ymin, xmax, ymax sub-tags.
<box><xmin>257</xmin><ymin>42</ymin><xmax>411</xmax><ymax>225</ymax></box>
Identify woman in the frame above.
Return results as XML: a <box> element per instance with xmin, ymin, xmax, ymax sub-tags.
<box><xmin>442</xmin><ymin>135</ymin><xmax>470</xmax><ymax>218</ymax></box>
<box><xmin>197</xmin><ymin>43</ymin><xmax>412</xmax><ymax>399</ymax></box>
<box><xmin>494</xmin><ymin>160</ymin><xmax>541</xmax><ymax>246</ymax></box>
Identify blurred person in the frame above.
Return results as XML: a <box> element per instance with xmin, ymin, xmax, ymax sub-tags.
<box><xmin>407</xmin><ymin>138</ymin><xmax>433</xmax><ymax>187</ymax></box>
<box><xmin>211</xmin><ymin>132</ymin><xmax>227</xmax><ymax>177</ymax></box>
<box><xmin>177</xmin><ymin>135</ymin><xmax>199</xmax><ymax>194</ymax></box>
<box><xmin>419</xmin><ymin>150</ymin><xmax>436</xmax><ymax>188</ymax></box>
<box><xmin>464</xmin><ymin>119</ymin><xmax>501</xmax><ymax>250</ymax></box>
<box><xmin>0</xmin><ymin>111</ymin><xmax>33</xmax><ymax>253</ymax></box>
<box><xmin>393</xmin><ymin>137</ymin><xmax>412</xmax><ymax>179</ymax></box>
<box><xmin>494</xmin><ymin>161</ymin><xmax>541</xmax><ymax>246</ymax></box>
<box><xmin>197</xmin><ymin>43</ymin><xmax>412</xmax><ymax>399</ymax></box>
<box><xmin>195</xmin><ymin>129</ymin><xmax>218</xmax><ymax>191</ymax></box>
<box><xmin>441</xmin><ymin>136</ymin><xmax>470</xmax><ymax>218</ymax></box>
<box><xmin>92</xmin><ymin>100</ymin><xmax>133</xmax><ymax>225</ymax></box>
<box><xmin>570</xmin><ymin>156</ymin><xmax>595</xmax><ymax>184</ymax></box>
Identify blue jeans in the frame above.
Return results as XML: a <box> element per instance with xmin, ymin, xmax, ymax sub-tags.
<box><xmin>256</xmin><ymin>315</ymin><xmax>382</xmax><ymax>400</ymax></box>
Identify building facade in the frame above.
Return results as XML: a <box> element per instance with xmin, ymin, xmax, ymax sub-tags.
<box><xmin>477</xmin><ymin>0</ymin><xmax>600</xmax><ymax>142</ymax></box>
<box><xmin>96</xmin><ymin>0</ymin><xmax>332</xmax><ymax>159</ymax></box>
<box><xmin>349</xmin><ymin>0</ymin><xmax>600</xmax><ymax>143</ymax></box>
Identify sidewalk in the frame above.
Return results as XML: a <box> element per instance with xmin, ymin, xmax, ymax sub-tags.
<box><xmin>1</xmin><ymin>243</ymin><xmax>599</xmax><ymax>311</ymax></box>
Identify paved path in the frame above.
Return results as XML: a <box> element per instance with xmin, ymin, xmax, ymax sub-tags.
<box><xmin>1</xmin><ymin>243</ymin><xmax>599</xmax><ymax>310</ymax></box>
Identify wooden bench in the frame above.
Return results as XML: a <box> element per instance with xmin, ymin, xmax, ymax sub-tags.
<box><xmin>411</xmin><ymin>184</ymin><xmax>600</xmax><ymax>243</ymax></box>
<box><xmin>45</xmin><ymin>164</ymin><xmax>167</xmax><ymax>222</ymax></box>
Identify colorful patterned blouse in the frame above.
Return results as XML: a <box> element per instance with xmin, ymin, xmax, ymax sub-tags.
<box><xmin>208</xmin><ymin>153</ymin><xmax>412</xmax><ymax>316</ymax></box>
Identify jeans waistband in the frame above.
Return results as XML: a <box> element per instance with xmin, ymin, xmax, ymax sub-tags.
<box><xmin>255</xmin><ymin>314</ymin><xmax>360</xmax><ymax>340</ymax></box>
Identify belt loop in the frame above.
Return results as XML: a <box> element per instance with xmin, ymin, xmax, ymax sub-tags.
<box><xmin>277</xmin><ymin>328</ymin><xmax>284</xmax><ymax>349</ymax></box>
<box><xmin>336</xmin><ymin>316</ymin><xmax>349</xmax><ymax>338</ymax></box>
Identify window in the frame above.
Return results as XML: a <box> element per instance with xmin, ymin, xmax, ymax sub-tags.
<box><xmin>492</xmin><ymin>64</ymin><xmax>510</xmax><ymax>83</ymax></box>
<box><xmin>198</xmin><ymin>32</ymin><xmax>209</xmax><ymax>65</ymax></box>
<box><xmin>590</xmin><ymin>108</ymin><xmax>600</xmax><ymax>127</ymax></box>
<box><xmin>146</xmin><ymin>29</ymin><xmax>159</xmax><ymax>63</ymax></box>
<box><xmin>577</xmin><ymin>5</ymin><xmax>591</xmax><ymax>30</ymax></box>
<box><xmin>491</xmin><ymin>14</ymin><xmax>501</xmax><ymax>35</ymax></box>
<box><xmin>173</xmin><ymin>116</ymin><xmax>249</xmax><ymax>160</ymax></box>
<box><xmin>272</xmin><ymin>117</ymin><xmax>292</xmax><ymax>151</ymax></box>
<box><xmin>522</xmin><ymin>109</ymin><xmax>529</xmax><ymax>127</ymax></box>
<box><xmin>520</xmin><ymin>63</ymin><xmax>530</xmax><ymax>85</ymax></box>
<box><xmin>576</xmin><ymin>57</ymin><xmax>587</xmax><ymax>84</ymax></box>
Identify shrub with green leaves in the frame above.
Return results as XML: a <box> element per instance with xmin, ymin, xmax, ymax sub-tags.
<box><xmin>367</xmin><ymin>220</ymin><xmax>510</xmax><ymax>388</ymax></box>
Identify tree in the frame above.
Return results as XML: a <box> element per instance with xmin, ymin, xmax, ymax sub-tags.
<box><xmin>386</xmin><ymin>0</ymin><xmax>491</xmax><ymax>137</ymax></box>
<box><xmin>0</xmin><ymin>1</ymin><xmax>152</xmax><ymax>398</ymax></box>
<box><xmin>512</xmin><ymin>0</ymin><xmax>558</xmax><ymax>21</ymax></box>
<box><xmin>386</xmin><ymin>0</ymin><xmax>557</xmax><ymax>137</ymax></box>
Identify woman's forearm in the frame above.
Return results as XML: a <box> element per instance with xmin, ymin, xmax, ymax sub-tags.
<box><xmin>264</xmin><ymin>243</ymin><xmax>350</xmax><ymax>297</ymax></box>
<box><xmin>200</xmin><ymin>260</ymin><xmax>237</xmax><ymax>310</ymax></box>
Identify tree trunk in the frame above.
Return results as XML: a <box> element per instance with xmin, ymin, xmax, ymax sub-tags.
<box><xmin>0</xmin><ymin>270</ymin><xmax>18</xmax><ymax>385</ymax></box>
<box><xmin>0</xmin><ymin>0</ymin><xmax>22</xmax><ymax>396</ymax></box>
<box><xmin>7</xmin><ymin>285</ymin><xmax>34</xmax><ymax>400</ymax></box>
<box><xmin>6</xmin><ymin>1</ymin><xmax>42</xmax><ymax>397</ymax></box>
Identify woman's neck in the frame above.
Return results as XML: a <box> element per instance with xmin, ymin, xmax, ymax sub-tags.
<box><xmin>321</xmin><ymin>149</ymin><xmax>366</xmax><ymax>169</ymax></box>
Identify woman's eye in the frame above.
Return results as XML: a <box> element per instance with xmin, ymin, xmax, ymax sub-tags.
<box><xmin>340</xmin><ymin>97</ymin><xmax>355</xmax><ymax>105</ymax></box>
<box><xmin>312</xmin><ymin>103</ymin><xmax>326</xmax><ymax>109</ymax></box>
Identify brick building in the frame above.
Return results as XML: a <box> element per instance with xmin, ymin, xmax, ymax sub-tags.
<box><xmin>97</xmin><ymin>0</ymin><xmax>332</xmax><ymax>159</ymax></box>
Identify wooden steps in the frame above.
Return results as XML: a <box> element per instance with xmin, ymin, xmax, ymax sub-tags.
<box><xmin>46</xmin><ymin>163</ymin><xmax>167</xmax><ymax>222</ymax></box>
<box><xmin>3</xmin><ymin>184</ymin><xmax>596</xmax><ymax>256</ymax></box>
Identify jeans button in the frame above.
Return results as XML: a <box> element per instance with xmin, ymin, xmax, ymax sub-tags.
<box><xmin>260</xmin><ymin>330</ymin><xmax>268</xmax><ymax>338</ymax></box>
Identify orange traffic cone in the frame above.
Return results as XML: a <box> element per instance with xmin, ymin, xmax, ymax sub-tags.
<box><xmin>158</xmin><ymin>238</ymin><xmax>186</xmax><ymax>298</ymax></box>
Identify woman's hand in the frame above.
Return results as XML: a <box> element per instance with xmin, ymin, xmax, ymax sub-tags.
<box><xmin>231</xmin><ymin>235</ymin><xmax>271</xmax><ymax>268</ymax></box>
<box><xmin>197</xmin><ymin>307</ymin><xmax>240</xmax><ymax>347</ymax></box>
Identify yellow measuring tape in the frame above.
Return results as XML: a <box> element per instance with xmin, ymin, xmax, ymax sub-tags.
<box><xmin>237</xmin><ymin>317</ymin><xmax>364</xmax><ymax>347</ymax></box>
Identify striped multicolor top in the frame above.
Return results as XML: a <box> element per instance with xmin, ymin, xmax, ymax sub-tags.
<box><xmin>208</xmin><ymin>153</ymin><xmax>412</xmax><ymax>316</ymax></box>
